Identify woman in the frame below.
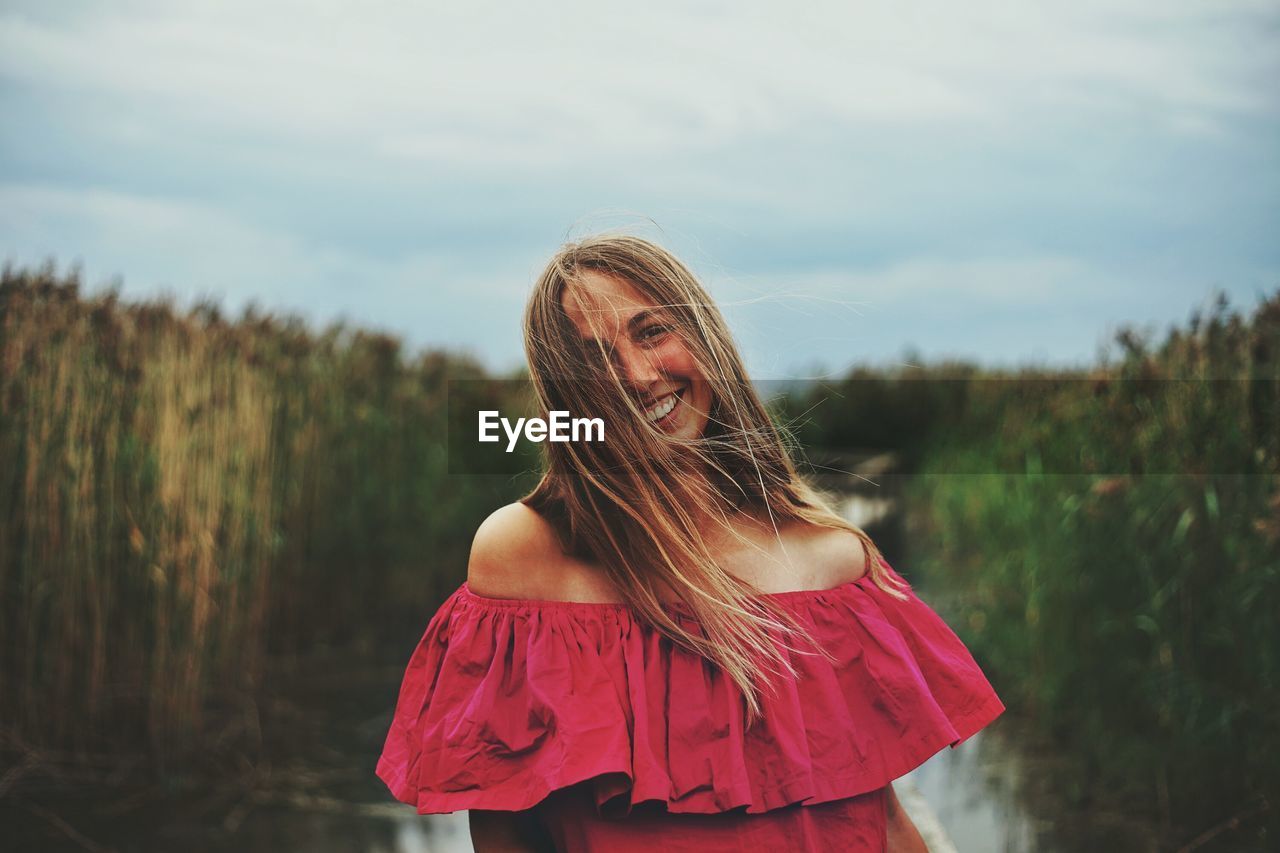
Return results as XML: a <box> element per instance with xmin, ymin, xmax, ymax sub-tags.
<box><xmin>377</xmin><ymin>234</ymin><xmax>1005</xmax><ymax>851</ymax></box>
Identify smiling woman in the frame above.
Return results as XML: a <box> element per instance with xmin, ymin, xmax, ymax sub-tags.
<box><xmin>558</xmin><ymin>271</ymin><xmax>716</xmax><ymax>442</ymax></box>
<box><xmin>376</xmin><ymin>233</ymin><xmax>1004</xmax><ymax>852</ymax></box>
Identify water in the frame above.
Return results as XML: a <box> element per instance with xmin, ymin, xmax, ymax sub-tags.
<box><xmin>10</xmin><ymin>724</ymin><xmax>1158</xmax><ymax>853</ymax></box>
<box><xmin>159</xmin><ymin>807</ymin><xmax>471</xmax><ymax>853</ymax></box>
<box><xmin>9</xmin><ymin>618</ymin><xmax>1137</xmax><ymax>853</ymax></box>
<box><xmin>901</xmin><ymin>720</ymin><xmax>1160</xmax><ymax>853</ymax></box>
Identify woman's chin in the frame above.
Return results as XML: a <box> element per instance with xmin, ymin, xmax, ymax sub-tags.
<box><xmin>668</xmin><ymin>411</ymin><xmax>708</xmax><ymax>441</ymax></box>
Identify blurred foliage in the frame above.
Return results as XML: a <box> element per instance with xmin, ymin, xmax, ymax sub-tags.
<box><xmin>3</xmin><ymin>259</ymin><xmax>1276</xmax><ymax>846</ymax></box>
<box><xmin>0</xmin><ymin>262</ymin><xmax>536</xmax><ymax>765</ymax></box>
<box><xmin>775</xmin><ymin>362</ymin><xmax>979</xmax><ymax>468</ymax></box>
<box><xmin>889</xmin><ymin>290</ymin><xmax>1279</xmax><ymax>843</ymax></box>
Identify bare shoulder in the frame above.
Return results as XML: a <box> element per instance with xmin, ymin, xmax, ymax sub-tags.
<box><xmin>466</xmin><ymin>502</ymin><xmax>563</xmax><ymax>599</ymax></box>
<box><xmin>803</xmin><ymin>524</ymin><xmax>870</xmax><ymax>586</ymax></box>
<box><xmin>467</xmin><ymin>502</ymin><xmax>610</xmax><ymax>601</ymax></box>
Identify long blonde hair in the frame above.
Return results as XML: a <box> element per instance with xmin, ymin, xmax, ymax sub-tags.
<box><xmin>520</xmin><ymin>233</ymin><xmax>907</xmax><ymax>724</ymax></box>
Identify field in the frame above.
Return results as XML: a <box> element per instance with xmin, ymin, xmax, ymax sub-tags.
<box><xmin>3</xmin><ymin>263</ymin><xmax>1276</xmax><ymax>847</ymax></box>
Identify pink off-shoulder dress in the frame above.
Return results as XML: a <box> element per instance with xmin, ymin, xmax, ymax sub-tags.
<box><xmin>376</xmin><ymin>558</ymin><xmax>1005</xmax><ymax>852</ymax></box>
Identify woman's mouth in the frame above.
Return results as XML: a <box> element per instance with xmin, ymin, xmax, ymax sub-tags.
<box><xmin>643</xmin><ymin>386</ymin><xmax>686</xmax><ymax>428</ymax></box>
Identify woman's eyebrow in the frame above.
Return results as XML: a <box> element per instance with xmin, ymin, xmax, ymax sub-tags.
<box><xmin>580</xmin><ymin>308</ymin><xmax>664</xmax><ymax>346</ymax></box>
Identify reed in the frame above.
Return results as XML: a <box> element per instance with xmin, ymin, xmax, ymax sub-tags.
<box><xmin>0</xmin><ymin>263</ymin><xmax>532</xmax><ymax>767</ymax></box>
<box><xmin>900</xmin><ymin>289</ymin><xmax>1280</xmax><ymax>840</ymax></box>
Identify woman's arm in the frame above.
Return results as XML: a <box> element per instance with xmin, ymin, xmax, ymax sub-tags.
<box><xmin>885</xmin><ymin>783</ymin><xmax>929</xmax><ymax>852</ymax></box>
<box><xmin>468</xmin><ymin>809</ymin><xmax>553</xmax><ymax>853</ymax></box>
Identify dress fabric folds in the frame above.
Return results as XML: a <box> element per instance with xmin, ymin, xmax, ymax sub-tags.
<box><xmin>376</xmin><ymin>558</ymin><xmax>1005</xmax><ymax>852</ymax></box>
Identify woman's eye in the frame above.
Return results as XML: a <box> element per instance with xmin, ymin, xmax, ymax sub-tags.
<box><xmin>640</xmin><ymin>324</ymin><xmax>669</xmax><ymax>341</ymax></box>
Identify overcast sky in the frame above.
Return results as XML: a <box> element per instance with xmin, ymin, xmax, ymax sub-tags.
<box><xmin>2</xmin><ymin>0</ymin><xmax>1277</xmax><ymax>378</ymax></box>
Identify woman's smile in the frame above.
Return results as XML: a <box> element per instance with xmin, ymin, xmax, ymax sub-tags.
<box><xmin>643</xmin><ymin>386</ymin><xmax>685</xmax><ymax>429</ymax></box>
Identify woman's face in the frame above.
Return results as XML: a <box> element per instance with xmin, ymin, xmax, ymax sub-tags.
<box><xmin>563</xmin><ymin>270</ymin><xmax>713</xmax><ymax>441</ymax></box>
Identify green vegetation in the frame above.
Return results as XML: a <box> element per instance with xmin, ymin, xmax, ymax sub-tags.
<box><xmin>786</xmin><ymin>291</ymin><xmax>1280</xmax><ymax>841</ymax></box>
<box><xmin>3</xmin><ymin>261</ymin><xmax>1275</xmax><ymax>844</ymax></box>
<box><xmin>0</xmin><ymin>263</ymin><xmax>537</xmax><ymax>766</ymax></box>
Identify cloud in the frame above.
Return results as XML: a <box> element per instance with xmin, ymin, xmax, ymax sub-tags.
<box><xmin>0</xmin><ymin>182</ymin><xmax>540</xmax><ymax>363</ymax></box>
<box><xmin>727</xmin><ymin>255</ymin><xmax>1122</xmax><ymax>308</ymax></box>
<box><xmin>2</xmin><ymin>0</ymin><xmax>1274</xmax><ymax>175</ymax></box>
<box><xmin>708</xmin><ymin>251</ymin><xmax>1269</xmax><ymax>375</ymax></box>
<box><xmin>0</xmin><ymin>1</ymin><xmax>1274</xmax><ymax>376</ymax></box>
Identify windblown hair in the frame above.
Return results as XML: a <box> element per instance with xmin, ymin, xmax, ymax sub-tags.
<box><xmin>520</xmin><ymin>233</ymin><xmax>907</xmax><ymax>724</ymax></box>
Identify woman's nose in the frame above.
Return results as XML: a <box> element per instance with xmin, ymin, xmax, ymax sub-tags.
<box><xmin>615</xmin><ymin>341</ymin><xmax>660</xmax><ymax>387</ymax></box>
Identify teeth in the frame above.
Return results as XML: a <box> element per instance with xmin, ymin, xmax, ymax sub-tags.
<box><xmin>645</xmin><ymin>391</ymin><xmax>679</xmax><ymax>422</ymax></box>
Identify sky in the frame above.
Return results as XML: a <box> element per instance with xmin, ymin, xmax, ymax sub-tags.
<box><xmin>2</xmin><ymin>0</ymin><xmax>1277</xmax><ymax>378</ymax></box>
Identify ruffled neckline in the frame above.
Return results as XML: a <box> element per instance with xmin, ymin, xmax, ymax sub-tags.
<box><xmin>457</xmin><ymin>573</ymin><xmax>875</xmax><ymax>613</ymax></box>
<box><xmin>377</xmin><ymin>559</ymin><xmax>1006</xmax><ymax>817</ymax></box>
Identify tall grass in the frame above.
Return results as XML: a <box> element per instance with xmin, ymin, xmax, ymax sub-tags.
<box><xmin>900</xmin><ymin>290</ymin><xmax>1280</xmax><ymax>842</ymax></box>
<box><xmin>5</xmin><ymin>259</ymin><xmax>1275</xmax><ymax>844</ymax></box>
<box><xmin>0</xmin><ymin>263</ymin><xmax>532</xmax><ymax>767</ymax></box>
